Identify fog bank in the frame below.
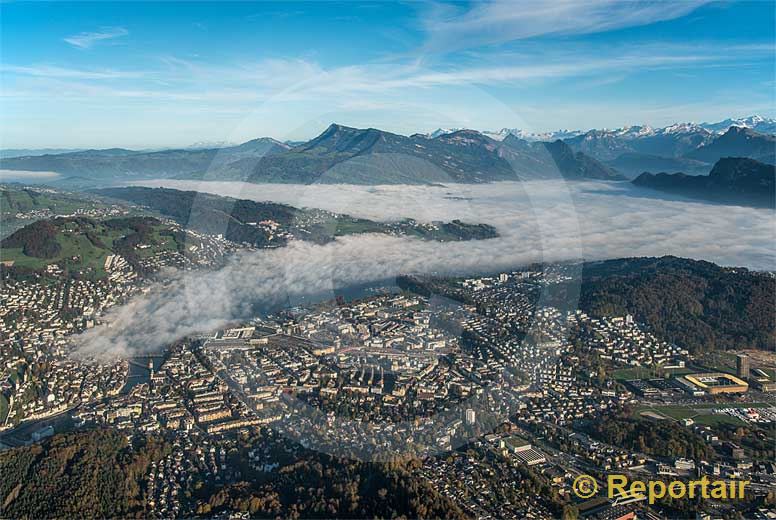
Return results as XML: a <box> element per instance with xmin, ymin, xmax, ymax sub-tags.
<box><xmin>77</xmin><ymin>179</ymin><xmax>775</xmax><ymax>357</ymax></box>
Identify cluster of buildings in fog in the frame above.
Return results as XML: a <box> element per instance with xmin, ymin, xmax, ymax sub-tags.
<box><xmin>2</xmin><ymin>232</ymin><xmax>775</xmax><ymax>518</ymax></box>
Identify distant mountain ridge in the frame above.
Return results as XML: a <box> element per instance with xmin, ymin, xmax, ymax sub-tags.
<box><xmin>633</xmin><ymin>157</ymin><xmax>775</xmax><ymax>208</ymax></box>
<box><xmin>0</xmin><ymin>138</ymin><xmax>290</xmax><ymax>184</ymax></box>
<box><xmin>699</xmin><ymin>115</ymin><xmax>776</xmax><ymax>135</ymax></box>
<box><xmin>565</xmin><ymin>124</ymin><xmax>715</xmax><ymax>162</ymax></box>
<box><xmin>496</xmin><ymin>137</ymin><xmax>621</xmax><ymax>180</ymax></box>
<box><xmin>0</xmin><ymin>148</ymin><xmax>86</xmax><ymax>159</ymax></box>
<box><xmin>4</xmin><ymin>124</ymin><xmax>618</xmax><ymax>185</ymax></box>
<box><xmin>420</xmin><ymin>127</ymin><xmax>583</xmax><ymax>142</ymax></box>
<box><xmin>573</xmin><ymin>125</ymin><xmax>775</xmax><ymax>178</ymax></box>
<box><xmin>244</xmin><ymin>124</ymin><xmax>623</xmax><ymax>184</ymax></box>
<box><xmin>2</xmin><ymin>116</ymin><xmax>773</xmax><ymax>185</ymax></box>
<box><xmin>685</xmin><ymin>126</ymin><xmax>776</xmax><ymax>164</ymax></box>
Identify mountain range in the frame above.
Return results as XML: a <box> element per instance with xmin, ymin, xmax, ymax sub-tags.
<box><xmin>1</xmin><ymin>116</ymin><xmax>773</xmax><ymax>185</ymax></box>
<box><xmin>243</xmin><ymin>125</ymin><xmax>623</xmax><ymax>184</ymax></box>
<box><xmin>569</xmin><ymin>125</ymin><xmax>775</xmax><ymax>177</ymax></box>
<box><xmin>426</xmin><ymin>116</ymin><xmax>776</xmax><ymax>178</ymax></box>
<box><xmin>0</xmin><ymin>138</ymin><xmax>290</xmax><ymax>183</ymax></box>
<box><xmin>633</xmin><ymin>157</ymin><xmax>775</xmax><ymax>208</ymax></box>
<box><xmin>422</xmin><ymin>115</ymin><xmax>776</xmax><ymax>143</ymax></box>
<box><xmin>1</xmin><ymin>124</ymin><xmax>623</xmax><ymax>185</ymax></box>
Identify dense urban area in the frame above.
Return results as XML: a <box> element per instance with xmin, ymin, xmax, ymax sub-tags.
<box><xmin>0</xmin><ymin>184</ymin><xmax>774</xmax><ymax>520</ymax></box>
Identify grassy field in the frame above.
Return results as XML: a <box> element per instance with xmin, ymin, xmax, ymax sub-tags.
<box><xmin>331</xmin><ymin>218</ymin><xmax>387</xmax><ymax>236</ymax></box>
<box><xmin>1</xmin><ymin>218</ymin><xmax>181</xmax><ymax>278</ymax></box>
<box><xmin>610</xmin><ymin>365</ymin><xmax>696</xmax><ymax>382</ymax></box>
<box><xmin>695</xmin><ymin>351</ymin><xmax>738</xmax><ymax>373</ymax></box>
<box><xmin>691</xmin><ymin>414</ymin><xmax>745</xmax><ymax>426</ymax></box>
<box><xmin>1</xmin><ymin>186</ymin><xmax>124</xmax><ymax>239</ymax></box>
<box><xmin>1</xmin><ymin>187</ymin><xmax>90</xmax><ymax>216</ymax></box>
<box><xmin>0</xmin><ymin>393</ymin><xmax>9</xmax><ymax>424</ymax></box>
<box><xmin>634</xmin><ymin>402</ymin><xmax>774</xmax><ymax>426</ymax></box>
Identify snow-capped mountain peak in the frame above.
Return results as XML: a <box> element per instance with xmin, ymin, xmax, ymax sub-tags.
<box><xmin>424</xmin><ymin>127</ymin><xmax>584</xmax><ymax>142</ymax></box>
<box><xmin>425</xmin><ymin>128</ymin><xmax>464</xmax><ymax>139</ymax></box>
<box><xmin>421</xmin><ymin>115</ymin><xmax>774</xmax><ymax>144</ymax></box>
<box><xmin>700</xmin><ymin>115</ymin><xmax>776</xmax><ymax>134</ymax></box>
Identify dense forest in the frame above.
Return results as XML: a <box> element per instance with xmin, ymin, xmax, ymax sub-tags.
<box><xmin>0</xmin><ymin>429</ymin><xmax>170</xmax><ymax>519</ymax></box>
<box><xmin>1</xmin><ymin>219</ymin><xmax>62</xmax><ymax>258</ymax></box>
<box><xmin>577</xmin><ymin>256</ymin><xmax>775</xmax><ymax>353</ymax></box>
<box><xmin>583</xmin><ymin>411</ymin><xmax>715</xmax><ymax>461</ymax></box>
<box><xmin>0</xmin><ymin>428</ymin><xmax>463</xmax><ymax>519</ymax></box>
<box><xmin>195</xmin><ymin>456</ymin><xmax>465</xmax><ymax>519</ymax></box>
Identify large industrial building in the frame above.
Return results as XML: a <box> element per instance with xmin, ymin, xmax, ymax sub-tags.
<box><xmin>684</xmin><ymin>372</ymin><xmax>749</xmax><ymax>395</ymax></box>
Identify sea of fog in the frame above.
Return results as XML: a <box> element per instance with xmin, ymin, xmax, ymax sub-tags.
<box><xmin>0</xmin><ymin>169</ymin><xmax>61</xmax><ymax>182</ymax></box>
<box><xmin>77</xmin><ymin>179</ymin><xmax>775</xmax><ymax>358</ymax></box>
<box><xmin>135</xmin><ymin>178</ymin><xmax>775</xmax><ymax>270</ymax></box>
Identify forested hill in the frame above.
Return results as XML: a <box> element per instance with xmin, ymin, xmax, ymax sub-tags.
<box><xmin>578</xmin><ymin>256</ymin><xmax>775</xmax><ymax>353</ymax></box>
<box><xmin>399</xmin><ymin>256</ymin><xmax>775</xmax><ymax>354</ymax></box>
<box><xmin>0</xmin><ymin>429</ymin><xmax>465</xmax><ymax>519</ymax></box>
<box><xmin>633</xmin><ymin>157</ymin><xmax>775</xmax><ymax>208</ymax></box>
<box><xmin>0</xmin><ymin>430</ymin><xmax>169</xmax><ymax>519</ymax></box>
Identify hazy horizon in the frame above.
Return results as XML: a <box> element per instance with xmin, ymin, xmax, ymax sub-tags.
<box><xmin>2</xmin><ymin>113</ymin><xmax>775</xmax><ymax>151</ymax></box>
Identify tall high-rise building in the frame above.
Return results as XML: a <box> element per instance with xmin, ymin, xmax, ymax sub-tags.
<box><xmin>736</xmin><ymin>354</ymin><xmax>750</xmax><ymax>380</ymax></box>
<box><xmin>465</xmin><ymin>408</ymin><xmax>476</xmax><ymax>425</ymax></box>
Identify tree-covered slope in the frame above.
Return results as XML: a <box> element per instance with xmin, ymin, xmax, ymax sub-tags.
<box><xmin>0</xmin><ymin>430</ymin><xmax>170</xmax><ymax>519</ymax></box>
<box><xmin>633</xmin><ymin>157</ymin><xmax>775</xmax><ymax>208</ymax></box>
<box><xmin>579</xmin><ymin>256</ymin><xmax>775</xmax><ymax>353</ymax></box>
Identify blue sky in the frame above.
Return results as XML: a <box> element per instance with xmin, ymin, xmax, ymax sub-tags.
<box><xmin>1</xmin><ymin>1</ymin><xmax>774</xmax><ymax>148</ymax></box>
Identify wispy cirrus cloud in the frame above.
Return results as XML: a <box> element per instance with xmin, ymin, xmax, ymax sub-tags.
<box><xmin>3</xmin><ymin>43</ymin><xmax>767</xmax><ymax>111</ymax></box>
<box><xmin>420</xmin><ymin>0</ymin><xmax>711</xmax><ymax>53</ymax></box>
<box><xmin>64</xmin><ymin>26</ymin><xmax>128</xmax><ymax>49</ymax></box>
<box><xmin>1</xmin><ymin>64</ymin><xmax>144</xmax><ymax>80</ymax></box>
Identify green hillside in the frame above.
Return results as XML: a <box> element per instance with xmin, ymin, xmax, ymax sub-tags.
<box><xmin>0</xmin><ymin>216</ymin><xmax>183</xmax><ymax>278</ymax></box>
<box><xmin>1</xmin><ymin>185</ymin><xmax>129</xmax><ymax>238</ymax></box>
<box><xmin>96</xmin><ymin>186</ymin><xmax>498</xmax><ymax>244</ymax></box>
<box><xmin>2</xmin><ymin>187</ymin><xmax>85</xmax><ymax>215</ymax></box>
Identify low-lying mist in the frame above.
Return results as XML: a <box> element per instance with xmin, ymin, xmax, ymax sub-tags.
<box><xmin>77</xmin><ymin>179</ymin><xmax>775</xmax><ymax>358</ymax></box>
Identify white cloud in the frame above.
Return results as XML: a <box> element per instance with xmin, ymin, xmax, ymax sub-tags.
<box><xmin>64</xmin><ymin>27</ymin><xmax>128</xmax><ymax>49</ymax></box>
<box><xmin>421</xmin><ymin>0</ymin><xmax>710</xmax><ymax>52</ymax></box>
<box><xmin>75</xmin><ymin>179</ymin><xmax>775</xmax><ymax>358</ymax></box>
<box><xmin>0</xmin><ymin>64</ymin><xmax>143</xmax><ymax>80</ymax></box>
<box><xmin>8</xmin><ymin>40</ymin><xmax>765</xmax><ymax>106</ymax></box>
